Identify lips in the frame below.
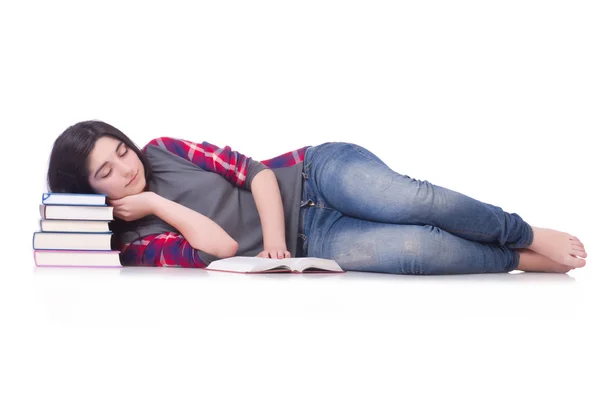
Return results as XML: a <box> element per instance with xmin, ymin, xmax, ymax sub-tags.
<box><xmin>126</xmin><ymin>171</ymin><xmax>138</xmax><ymax>187</ymax></box>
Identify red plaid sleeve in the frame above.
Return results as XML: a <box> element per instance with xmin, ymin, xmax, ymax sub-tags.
<box><xmin>143</xmin><ymin>137</ymin><xmax>259</xmax><ymax>189</ymax></box>
<box><xmin>120</xmin><ymin>232</ymin><xmax>208</xmax><ymax>268</ymax></box>
<box><xmin>143</xmin><ymin>136</ymin><xmax>311</xmax><ymax>177</ymax></box>
<box><xmin>259</xmin><ymin>145</ymin><xmax>311</xmax><ymax>168</ymax></box>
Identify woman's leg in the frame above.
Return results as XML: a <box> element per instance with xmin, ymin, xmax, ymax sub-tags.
<box><xmin>302</xmin><ymin>142</ymin><xmax>587</xmax><ymax>267</ymax></box>
<box><xmin>304</xmin><ymin>211</ymin><xmax>523</xmax><ymax>275</ymax></box>
<box><xmin>304</xmin><ymin>142</ymin><xmax>532</xmax><ymax>247</ymax></box>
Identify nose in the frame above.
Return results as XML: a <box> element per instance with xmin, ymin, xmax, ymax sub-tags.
<box><xmin>119</xmin><ymin>163</ymin><xmax>135</xmax><ymax>179</ymax></box>
<box><xmin>124</xmin><ymin>169</ymin><xmax>134</xmax><ymax>179</ymax></box>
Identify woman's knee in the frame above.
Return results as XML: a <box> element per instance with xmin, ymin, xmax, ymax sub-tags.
<box><xmin>329</xmin><ymin>223</ymin><xmax>447</xmax><ymax>275</ymax></box>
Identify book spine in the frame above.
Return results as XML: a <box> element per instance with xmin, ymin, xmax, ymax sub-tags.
<box><xmin>31</xmin><ymin>232</ymin><xmax>112</xmax><ymax>251</ymax></box>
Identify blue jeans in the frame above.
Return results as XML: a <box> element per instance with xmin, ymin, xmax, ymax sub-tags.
<box><xmin>296</xmin><ymin>142</ymin><xmax>534</xmax><ymax>275</ymax></box>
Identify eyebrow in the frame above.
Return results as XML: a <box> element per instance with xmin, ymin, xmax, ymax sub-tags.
<box><xmin>94</xmin><ymin>141</ymin><xmax>125</xmax><ymax>178</ymax></box>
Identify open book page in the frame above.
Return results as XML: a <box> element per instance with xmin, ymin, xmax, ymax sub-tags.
<box><xmin>205</xmin><ymin>256</ymin><xmax>344</xmax><ymax>273</ymax></box>
<box><xmin>290</xmin><ymin>257</ymin><xmax>343</xmax><ymax>272</ymax></box>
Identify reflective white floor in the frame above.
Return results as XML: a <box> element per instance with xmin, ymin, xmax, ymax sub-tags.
<box><xmin>2</xmin><ymin>250</ymin><xmax>598</xmax><ymax>397</ymax></box>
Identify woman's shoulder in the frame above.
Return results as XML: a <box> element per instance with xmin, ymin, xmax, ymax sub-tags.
<box><xmin>141</xmin><ymin>137</ymin><xmax>193</xmax><ymax>162</ymax></box>
<box><xmin>142</xmin><ymin>136</ymin><xmax>180</xmax><ymax>151</ymax></box>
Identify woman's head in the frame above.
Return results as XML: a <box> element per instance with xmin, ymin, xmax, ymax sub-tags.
<box><xmin>47</xmin><ymin>120</ymin><xmax>152</xmax><ymax>200</ymax></box>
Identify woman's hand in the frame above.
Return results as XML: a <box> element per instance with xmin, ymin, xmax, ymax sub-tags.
<box><xmin>108</xmin><ymin>192</ymin><xmax>158</xmax><ymax>222</ymax></box>
<box><xmin>256</xmin><ymin>245</ymin><xmax>291</xmax><ymax>259</ymax></box>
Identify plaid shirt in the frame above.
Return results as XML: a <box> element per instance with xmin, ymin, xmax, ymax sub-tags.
<box><xmin>120</xmin><ymin>137</ymin><xmax>310</xmax><ymax>267</ymax></box>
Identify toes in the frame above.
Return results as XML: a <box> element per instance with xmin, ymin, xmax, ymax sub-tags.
<box><xmin>570</xmin><ymin>235</ymin><xmax>584</xmax><ymax>247</ymax></box>
<box><xmin>570</xmin><ymin>240</ymin><xmax>586</xmax><ymax>256</ymax></box>
<box><xmin>571</xmin><ymin>240</ymin><xmax>585</xmax><ymax>250</ymax></box>
<box><xmin>566</xmin><ymin>255</ymin><xmax>586</xmax><ymax>268</ymax></box>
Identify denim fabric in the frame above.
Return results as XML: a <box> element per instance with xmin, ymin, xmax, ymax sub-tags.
<box><xmin>296</xmin><ymin>142</ymin><xmax>533</xmax><ymax>275</ymax></box>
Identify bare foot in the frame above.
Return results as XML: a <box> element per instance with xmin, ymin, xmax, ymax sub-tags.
<box><xmin>528</xmin><ymin>227</ymin><xmax>587</xmax><ymax>268</ymax></box>
<box><xmin>516</xmin><ymin>249</ymin><xmax>577</xmax><ymax>273</ymax></box>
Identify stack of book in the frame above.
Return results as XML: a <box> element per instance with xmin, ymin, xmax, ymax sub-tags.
<box><xmin>32</xmin><ymin>193</ymin><xmax>122</xmax><ymax>268</ymax></box>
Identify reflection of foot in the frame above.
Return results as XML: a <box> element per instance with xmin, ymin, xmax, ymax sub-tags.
<box><xmin>516</xmin><ymin>249</ymin><xmax>577</xmax><ymax>273</ymax></box>
<box><xmin>528</xmin><ymin>227</ymin><xmax>587</xmax><ymax>268</ymax></box>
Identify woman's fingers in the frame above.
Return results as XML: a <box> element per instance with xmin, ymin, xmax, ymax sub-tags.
<box><xmin>272</xmin><ymin>250</ymin><xmax>291</xmax><ymax>259</ymax></box>
<box><xmin>255</xmin><ymin>251</ymin><xmax>269</xmax><ymax>258</ymax></box>
<box><xmin>276</xmin><ymin>250</ymin><xmax>291</xmax><ymax>259</ymax></box>
<box><xmin>256</xmin><ymin>250</ymin><xmax>291</xmax><ymax>259</ymax></box>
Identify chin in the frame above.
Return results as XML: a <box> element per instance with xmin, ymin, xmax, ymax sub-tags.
<box><xmin>109</xmin><ymin>192</ymin><xmax>127</xmax><ymax>200</ymax></box>
<box><xmin>129</xmin><ymin>186</ymin><xmax>145</xmax><ymax>196</ymax></box>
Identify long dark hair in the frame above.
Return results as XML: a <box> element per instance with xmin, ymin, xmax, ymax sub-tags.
<box><xmin>47</xmin><ymin>120</ymin><xmax>153</xmax><ymax>251</ymax></box>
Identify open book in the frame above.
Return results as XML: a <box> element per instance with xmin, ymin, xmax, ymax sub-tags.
<box><xmin>205</xmin><ymin>256</ymin><xmax>345</xmax><ymax>274</ymax></box>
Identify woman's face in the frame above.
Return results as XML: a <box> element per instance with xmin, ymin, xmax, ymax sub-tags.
<box><xmin>87</xmin><ymin>136</ymin><xmax>146</xmax><ymax>199</ymax></box>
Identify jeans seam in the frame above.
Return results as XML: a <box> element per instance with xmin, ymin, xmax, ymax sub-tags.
<box><xmin>303</xmin><ymin>155</ymin><xmax>335</xmax><ymax>212</ymax></box>
<box><xmin>316</xmin><ymin>202</ymin><xmax>334</xmax><ymax>210</ymax></box>
<box><xmin>350</xmin><ymin>143</ymin><xmax>381</xmax><ymax>165</ymax></box>
<box><xmin>444</xmin><ymin>227</ymin><xmax>495</xmax><ymax>239</ymax></box>
<box><xmin>510</xmin><ymin>250</ymin><xmax>520</xmax><ymax>272</ymax></box>
<box><xmin>524</xmin><ymin>223</ymin><xmax>534</xmax><ymax>247</ymax></box>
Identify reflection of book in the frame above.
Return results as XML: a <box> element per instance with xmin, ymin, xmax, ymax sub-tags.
<box><xmin>34</xmin><ymin>250</ymin><xmax>122</xmax><ymax>268</ymax></box>
<box><xmin>205</xmin><ymin>256</ymin><xmax>345</xmax><ymax>274</ymax></box>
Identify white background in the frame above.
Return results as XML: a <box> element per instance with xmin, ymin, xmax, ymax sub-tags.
<box><xmin>1</xmin><ymin>1</ymin><xmax>598</xmax><ymax>396</ymax></box>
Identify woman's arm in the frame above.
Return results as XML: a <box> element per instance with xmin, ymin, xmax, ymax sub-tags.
<box><xmin>250</xmin><ymin>168</ymin><xmax>289</xmax><ymax>258</ymax></box>
<box><xmin>151</xmin><ymin>194</ymin><xmax>239</xmax><ymax>258</ymax></box>
<box><xmin>121</xmin><ymin>232</ymin><xmax>212</xmax><ymax>267</ymax></box>
<box><xmin>110</xmin><ymin>192</ymin><xmax>238</xmax><ymax>259</ymax></box>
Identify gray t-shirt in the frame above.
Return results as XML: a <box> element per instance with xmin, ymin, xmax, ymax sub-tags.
<box><xmin>121</xmin><ymin>144</ymin><xmax>304</xmax><ymax>265</ymax></box>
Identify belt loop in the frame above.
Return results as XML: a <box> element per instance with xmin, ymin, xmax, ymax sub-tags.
<box><xmin>300</xmin><ymin>199</ymin><xmax>314</xmax><ymax>208</ymax></box>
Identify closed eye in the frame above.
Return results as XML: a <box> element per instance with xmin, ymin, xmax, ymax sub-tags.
<box><xmin>102</xmin><ymin>169</ymin><xmax>112</xmax><ymax>179</ymax></box>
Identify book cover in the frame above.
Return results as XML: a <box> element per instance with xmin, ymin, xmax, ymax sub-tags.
<box><xmin>42</xmin><ymin>192</ymin><xmax>107</xmax><ymax>206</ymax></box>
